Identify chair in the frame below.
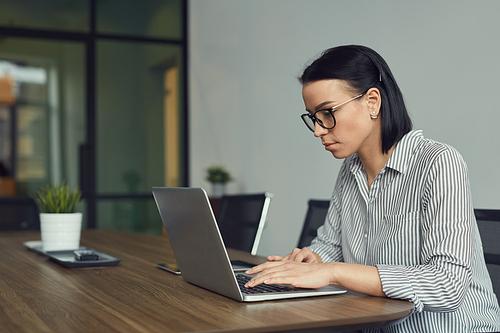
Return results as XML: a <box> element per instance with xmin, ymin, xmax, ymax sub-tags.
<box><xmin>0</xmin><ymin>196</ymin><xmax>40</xmax><ymax>230</ymax></box>
<box><xmin>297</xmin><ymin>199</ymin><xmax>330</xmax><ymax>248</ymax></box>
<box><xmin>216</xmin><ymin>192</ymin><xmax>273</xmax><ymax>255</ymax></box>
<box><xmin>474</xmin><ymin>209</ymin><xmax>500</xmax><ymax>299</ymax></box>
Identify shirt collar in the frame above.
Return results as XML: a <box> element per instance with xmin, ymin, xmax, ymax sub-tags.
<box><xmin>349</xmin><ymin>130</ymin><xmax>423</xmax><ymax>175</ymax></box>
<box><xmin>385</xmin><ymin>129</ymin><xmax>423</xmax><ymax>174</ymax></box>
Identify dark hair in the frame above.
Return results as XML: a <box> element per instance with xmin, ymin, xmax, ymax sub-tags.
<box><xmin>299</xmin><ymin>45</ymin><xmax>412</xmax><ymax>154</ymax></box>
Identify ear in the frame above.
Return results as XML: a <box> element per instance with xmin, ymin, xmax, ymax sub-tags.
<box><xmin>365</xmin><ymin>88</ymin><xmax>381</xmax><ymax>117</ymax></box>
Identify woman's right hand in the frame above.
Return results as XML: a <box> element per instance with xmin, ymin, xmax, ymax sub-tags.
<box><xmin>267</xmin><ymin>247</ymin><xmax>322</xmax><ymax>264</ymax></box>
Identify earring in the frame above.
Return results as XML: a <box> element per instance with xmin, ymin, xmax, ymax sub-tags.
<box><xmin>370</xmin><ymin>111</ymin><xmax>378</xmax><ymax>119</ymax></box>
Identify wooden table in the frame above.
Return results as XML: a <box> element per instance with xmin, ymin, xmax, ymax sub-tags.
<box><xmin>0</xmin><ymin>230</ymin><xmax>414</xmax><ymax>332</ymax></box>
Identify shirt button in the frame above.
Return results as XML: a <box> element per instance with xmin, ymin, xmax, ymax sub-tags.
<box><xmin>364</xmin><ymin>234</ymin><xmax>368</xmax><ymax>238</ymax></box>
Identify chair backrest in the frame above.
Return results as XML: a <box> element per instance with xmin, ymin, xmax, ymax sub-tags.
<box><xmin>297</xmin><ymin>199</ymin><xmax>330</xmax><ymax>248</ymax></box>
<box><xmin>217</xmin><ymin>192</ymin><xmax>273</xmax><ymax>255</ymax></box>
<box><xmin>474</xmin><ymin>209</ymin><xmax>500</xmax><ymax>298</ymax></box>
<box><xmin>0</xmin><ymin>196</ymin><xmax>40</xmax><ymax>230</ymax></box>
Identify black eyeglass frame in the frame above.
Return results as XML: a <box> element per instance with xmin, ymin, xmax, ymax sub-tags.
<box><xmin>300</xmin><ymin>93</ymin><xmax>365</xmax><ymax>132</ymax></box>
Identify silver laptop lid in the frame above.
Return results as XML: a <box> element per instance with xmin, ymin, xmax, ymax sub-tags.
<box><xmin>152</xmin><ymin>187</ymin><xmax>244</xmax><ymax>301</ymax></box>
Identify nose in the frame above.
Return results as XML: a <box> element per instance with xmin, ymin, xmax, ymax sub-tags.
<box><xmin>313</xmin><ymin>122</ymin><xmax>328</xmax><ymax>137</ymax></box>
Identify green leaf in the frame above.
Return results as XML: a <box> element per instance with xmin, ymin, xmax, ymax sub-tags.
<box><xmin>31</xmin><ymin>181</ymin><xmax>82</xmax><ymax>214</ymax></box>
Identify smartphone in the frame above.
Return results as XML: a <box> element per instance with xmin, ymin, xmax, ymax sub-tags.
<box><xmin>229</xmin><ymin>260</ymin><xmax>255</xmax><ymax>272</ymax></box>
<box><xmin>156</xmin><ymin>263</ymin><xmax>181</xmax><ymax>274</ymax></box>
<box><xmin>156</xmin><ymin>260</ymin><xmax>256</xmax><ymax>275</ymax></box>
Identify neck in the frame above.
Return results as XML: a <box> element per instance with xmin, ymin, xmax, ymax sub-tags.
<box><xmin>358</xmin><ymin>144</ymin><xmax>396</xmax><ymax>189</ymax></box>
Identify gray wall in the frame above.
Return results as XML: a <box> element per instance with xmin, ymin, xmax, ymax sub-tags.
<box><xmin>189</xmin><ymin>0</ymin><xmax>500</xmax><ymax>256</ymax></box>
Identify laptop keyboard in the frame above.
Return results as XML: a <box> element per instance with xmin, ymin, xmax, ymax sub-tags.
<box><xmin>236</xmin><ymin>274</ymin><xmax>296</xmax><ymax>294</ymax></box>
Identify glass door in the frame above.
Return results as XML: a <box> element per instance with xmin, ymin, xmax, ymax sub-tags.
<box><xmin>96</xmin><ymin>41</ymin><xmax>185</xmax><ymax>234</ymax></box>
<box><xmin>0</xmin><ymin>39</ymin><xmax>85</xmax><ymax>203</ymax></box>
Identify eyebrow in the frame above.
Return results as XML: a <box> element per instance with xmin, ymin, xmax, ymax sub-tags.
<box><xmin>305</xmin><ymin>101</ymin><xmax>336</xmax><ymax>112</ymax></box>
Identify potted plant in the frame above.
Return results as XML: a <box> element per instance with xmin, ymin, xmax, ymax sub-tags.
<box><xmin>205</xmin><ymin>165</ymin><xmax>233</xmax><ymax>197</ymax></box>
<box><xmin>32</xmin><ymin>182</ymin><xmax>82</xmax><ymax>252</ymax></box>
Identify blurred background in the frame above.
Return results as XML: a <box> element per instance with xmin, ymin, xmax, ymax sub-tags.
<box><xmin>1</xmin><ymin>0</ymin><xmax>499</xmax><ymax>256</ymax></box>
<box><xmin>0</xmin><ymin>0</ymin><xmax>186</xmax><ymax>236</ymax></box>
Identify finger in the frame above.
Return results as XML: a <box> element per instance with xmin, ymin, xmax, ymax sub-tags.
<box><xmin>245</xmin><ymin>262</ymin><xmax>290</xmax><ymax>287</ymax></box>
<box><xmin>280</xmin><ymin>253</ymin><xmax>291</xmax><ymax>261</ymax></box>
<box><xmin>304</xmin><ymin>251</ymin><xmax>319</xmax><ymax>263</ymax></box>
<box><xmin>288</xmin><ymin>248</ymin><xmax>305</xmax><ymax>262</ymax></box>
<box><xmin>244</xmin><ymin>271</ymin><xmax>270</xmax><ymax>288</ymax></box>
<box><xmin>246</xmin><ymin>267</ymin><xmax>301</xmax><ymax>288</ymax></box>
<box><xmin>245</xmin><ymin>260</ymin><xmax>281</xmax><ymax>275</ymax></box>
<box><xmin>296</xmin><ymin>249</ymin><xmax>316</xmax><ymax>263</ymax></box>
<box><xmin>245</xmin><ymin>263</ymin><xmax>265</xmax><ymax>275</ymax></box>
<box><xmin>290</xmin><ymin>248</ymin><xmax>319</xmax><ymax>263</ymax></box>
<box><xmin>267</xmin><ymin>255</ymin><xmax>283</xmax><ymax>261</ymax></box>
<box><xmin>245</xmin><ymin>269</ymin><xmax>286</xmax><ymax>288</ymax></box>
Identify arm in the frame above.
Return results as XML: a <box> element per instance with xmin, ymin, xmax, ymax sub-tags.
<box><xmin>246</xmin><ymin>160</ymin><xmax>384</xmax><ymax>293</ymax></box>
<box><xmin>378</xmin><ymin>147</ymin><xmax>474</xmax><ymax>313</ymax></box>
<box><xmin>245</xmin><ymin>259</ymin><xmax>386</xmax><ymax>297</ymax></box>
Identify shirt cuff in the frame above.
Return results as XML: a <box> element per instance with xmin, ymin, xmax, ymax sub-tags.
<box><xmin>377</xmin><ymin>264</ymin><xmax>422</xmax><ymax>313</ymax></box>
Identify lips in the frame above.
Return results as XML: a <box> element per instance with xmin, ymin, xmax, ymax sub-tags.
<box><xmin>322</xmin><ymin>142</ymin><xmax>338</xmax><ymax>151</ymax></box>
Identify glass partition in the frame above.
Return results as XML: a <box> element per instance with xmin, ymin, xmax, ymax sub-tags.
<box><xmin>98</xmin><ymin>198</ymin><xmax>162</xmax><ymax>234</ymax></box>
<box><xmin>97</xmin><ymin>0</ymin><xmax>183</xmax><ymax>40</ymax></box>
<box><xmin>0</xmin><ymin>0</ymin><xmax>89</xmax><ymax>32</ymax></box>
<box><xmin>96</xmin><ymin>40</ymin><xmax>184</xmax><ymax>195</ymax></box>
<box><xmin>0</xmin><ymin>0</ymin><xmax>187</xmax><ymax>234</ymax></box>
<box><xmin>0</xmin><ymin>38</ymin><xmax>85</xmax><ymax>195</ymax></box>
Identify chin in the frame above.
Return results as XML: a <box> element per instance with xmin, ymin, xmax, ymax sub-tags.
<box><xmin>331</xmin><ymin>150</ymin><xmax>353</xmax><ymax>160</ymax></box>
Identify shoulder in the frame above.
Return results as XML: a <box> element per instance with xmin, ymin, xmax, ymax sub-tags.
<box><xmin>416</xmin><ymin>136</ymin><xmax>466</xmax><ymax>168</ymax></box>
<box><xmin>388</xmin><ymin>130</ymin><xmax>468</xmax><ymax>182</ymax></box>
<box><xmin>406</xmin><ymin>133</ymin><xmax>469</xmax><ymax>186</ymax></box>
<box><xmin>401</xmin><ymin>130</ymin><xmax>466</xmax><ymax>168</ymax></box>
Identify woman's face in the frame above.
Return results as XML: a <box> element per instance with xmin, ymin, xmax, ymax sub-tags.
<box><xmin>302</xmin><ymin>79</ymin><xmax>381</xmax><ymax>159</ymax></box>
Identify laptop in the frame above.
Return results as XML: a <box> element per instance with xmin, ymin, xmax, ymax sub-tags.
<box><xmin>152</xmin><ymin>187</ymin><xmax>346</xmax><ymax>302</ymax></box>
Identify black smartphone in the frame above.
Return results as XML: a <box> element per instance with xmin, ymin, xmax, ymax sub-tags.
<box><xmin>229</xmin><ymin>260</ymin><xmax>255</xmax><ymax>272</ymax></box>
<box><xmin>74</xmin><ymin>249</ymin><xmax>99</xmax><ymax>261</ymax></box>
<box><xmin>156</xmin><ymin>263</ymin><xmax>181</xmax><ymax>274</ymax></box>
<box><xmin>157</xmin><ymin>260</ymin><xmax>255</xmax><ymax>275</ymax></box>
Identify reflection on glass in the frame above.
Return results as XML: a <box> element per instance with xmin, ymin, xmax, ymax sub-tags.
<box><xmin>0</xmin><ymin>39</ymin><xmax>85</xmax><ymax>195</ymax></box>
<box><xmin>0</xmin><ymin>107</ymin><xmax>11</xmax><ymax>174</ymax></box>
<box><xmin>16</xmin><ymin>105</ymin><xmax>48</xmax><ymax>181</ymax></box>
<box><xmin>97</xmin><ymin>0</ymin><xmax>183</xmax><ymax>39</ymax></box>
<box><xmin>98</xmin><ymin>199</ymin><xmax>162</xmax><ymax>235</ymax></box>
<box><xmin>0</xmin><ymin>0</ymin><xmax>89</xmax><ymax>32</ymax></box>
<box><xmin>97</xmin><ymin>40</ymin><xmax>184</xmax><ymax>194</ymax></box>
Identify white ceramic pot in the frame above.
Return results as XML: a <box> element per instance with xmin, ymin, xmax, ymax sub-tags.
<box><xmin>211</xmin><ymin>182</ymin><xmax>226</xmax><ymax>197</ymax></box>
<box><xmin>40</xmin><ymin>212</ymin><xmax>83</xmax><ymax>252</ymax></box>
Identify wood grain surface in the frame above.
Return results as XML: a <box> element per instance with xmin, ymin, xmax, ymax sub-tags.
<box><xmin>0</xmin><ymin>230</ymin><xmax>413</xmax><ymax>332</ymax></box>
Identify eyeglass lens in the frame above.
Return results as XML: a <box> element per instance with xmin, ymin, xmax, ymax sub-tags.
<box><xmin>300</xmin><ymin>93</ymin><xmax>364</xmax><ymax>132</ymax></box>
<box><xmin>302</xmin><ymin>110</ymin><xmax>335</xmax><ymax>132</ymax></box>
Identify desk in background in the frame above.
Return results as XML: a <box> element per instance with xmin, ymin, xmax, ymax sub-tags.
<box><xmin>0</xmin><ymin>230</ymin><xmax>413</xmax><ymax>332</ymax></box>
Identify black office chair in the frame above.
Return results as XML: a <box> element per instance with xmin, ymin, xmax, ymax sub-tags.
<box><xmin>217</xmin><ymin>192</ymin><xmax>273</xmax><ymax>255</ymax></box>
<box><xmin>0</xmin><ymin>196</ymin><xmax>40</xmax><ymax>230</ymax></box>
<box><xmin>297</xmin><ymin>199</ymin><xmax>330</xmax><ymax>248</ymax></box>
<box><xmin>474</xmin><ymin>209</ymin><xmax>500</xmax><ymax>299</ymax></box>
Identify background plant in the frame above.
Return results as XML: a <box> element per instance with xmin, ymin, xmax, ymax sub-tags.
<box><xmin>205</xmin><ymin>165</ymin><xmax>233</xmax><ymax>183</ymax></box>
<box><xmin>33</xmin><ymin>182</ymin><xmax>82</xmax><ymax>213</ymax></box>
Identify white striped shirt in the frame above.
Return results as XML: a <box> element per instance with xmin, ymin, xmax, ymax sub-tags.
<box><xmin>308</xmin><ymin>130</ymin><xmax>500</xmax><ymax>332</ymax></box>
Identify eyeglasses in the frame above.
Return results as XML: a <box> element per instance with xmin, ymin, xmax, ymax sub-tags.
<box><xmin>300</xmin><ymin>93</ymin><xmax>364</xmax><ymax>132</ymax></box>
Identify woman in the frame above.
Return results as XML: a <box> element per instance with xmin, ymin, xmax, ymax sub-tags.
<box><xmin>245</xmin><ymin>45</ymin><xmax>500</xmax><ymax>332</ymax></box>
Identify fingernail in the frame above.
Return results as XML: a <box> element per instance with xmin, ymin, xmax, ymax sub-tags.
<box><xmin>245</xmin><ymin>269</ymin><xmax>251</xmax><ymax>274</ymax></box>
<box><xmin>264</xmin><ymin>279</ymin><xmax>270</xmax><ymax>284</ymax></box>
